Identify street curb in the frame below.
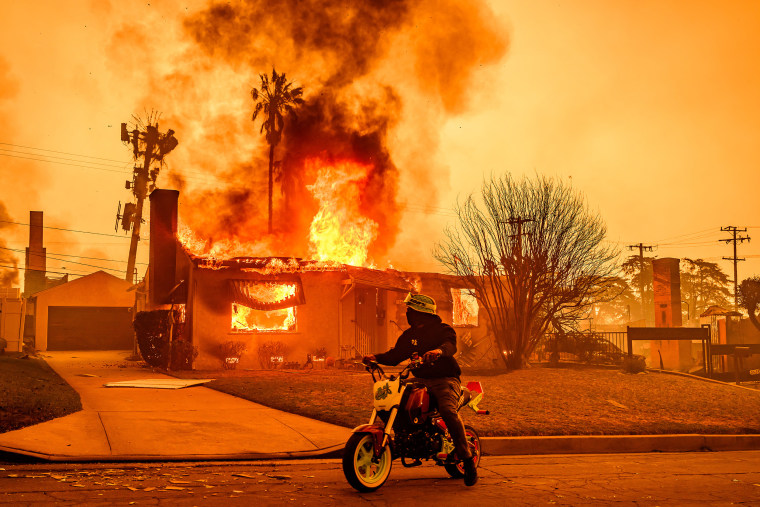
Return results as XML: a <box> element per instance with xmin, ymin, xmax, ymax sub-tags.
<box><xmin>0</xmin><ymin>443</ymin><xmax>346</xmax><ymax>463</ymax></box>
<box><xmin>4</xmin><ymin>435</ymin><xmax>760</xmax><ymax>463</ymax></box>
<box><xmin>646</xmin><ymin>368</ymin><xmax>760</xmax><ymax>392</ymax></box>
<box><xmin>481</xmin><ymin>434</ymin><xmax>760</xmax><ymax>455</ymax></box>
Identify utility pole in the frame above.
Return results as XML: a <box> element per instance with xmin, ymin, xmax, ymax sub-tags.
<box><xmin>719</xmin><ymin>226</ymin><xmax>751</xmax><ymax>310</ymax></box>
<box><xmin>118</xmin><ymin>118</ymin><xmax>178</xmax><ymax>284</ymax></box>
<box><xmin>506</xmin><ymin>216</ymin><xmax>534</xmax><ymax>261</ymax></box>
<box><xmin>627</xmin><ymin>243</ymin><xmax>655</xmax><ymax>321</ymax></box>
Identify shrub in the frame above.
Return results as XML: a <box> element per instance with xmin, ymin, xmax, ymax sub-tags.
<box><xmin>171</xmin><ymin>340</ymin><xmax>199</xmax><ymax>370</ymax></box>
<box><xmin>622</xmin><ymin>354</ymin><xmax>647</xmax><ymax>374</ymax></box>
<box><xmin>220</xmin><ymin>340</ymin><xmax>247</xmax><ymax>370</ymax></box>
<box><xmin>258</xmin><ymin>341</ymin><xmax>287</xmax><ymax>369</ymax></box>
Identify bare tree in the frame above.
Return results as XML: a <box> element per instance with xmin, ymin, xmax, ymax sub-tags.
<box><xmin>434</xmin><ymin>174</ymin><xmax>619</xmax><ymax>369</ymax></box>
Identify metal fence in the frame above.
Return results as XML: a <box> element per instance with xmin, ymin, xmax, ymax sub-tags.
<box><xmin>532</xmin><ymin>331</ymin><xmax>629</xmax><ymax>363</ymax></box>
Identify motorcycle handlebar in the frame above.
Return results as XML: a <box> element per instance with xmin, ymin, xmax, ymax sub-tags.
<box><xmin>365</xmin><ymin>354</ymin><xmax>436</xmax><ymax>381</ymax></box>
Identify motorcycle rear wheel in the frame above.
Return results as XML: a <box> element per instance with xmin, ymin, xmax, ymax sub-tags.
<box><xmin>444</xmin><ymin>425</ymin><xmax>481</xmax><ymax>478</ymax></box>
<box><xmin>342</xmin><ymin>432</ymin><xmax>392</xmax><ymax>492</ymax></box>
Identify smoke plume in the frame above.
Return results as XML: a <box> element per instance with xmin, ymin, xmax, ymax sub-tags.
<box><xmin>110</xmin><ymin>0</ymin><xmax>509</xmax><ymax>264</ymax></box>
<box><xmin>0</xmin><ymin>57</ymin><xmax>21</xmax><ymax>286</ymax></box>
<box><xmin>0</xmin><ymin>202</ymin><xmax>19</xmax><ymax>287</ymax></box>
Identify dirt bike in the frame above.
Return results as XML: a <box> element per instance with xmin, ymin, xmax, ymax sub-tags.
<box><xmin>342</xmin><ymin>356</ymin><xmax>489</xmax><ymax>492</ymax></box>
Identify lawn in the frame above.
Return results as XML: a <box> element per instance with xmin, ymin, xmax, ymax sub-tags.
<box><xmin>0</xmin><ymin>354</ymin><xmax>82</xmax><ymax>433</ymax></box>
<box><xmin>178</xmin><ymin>364</ymin><xmax>760</xmax><ymax>436</ymax></box>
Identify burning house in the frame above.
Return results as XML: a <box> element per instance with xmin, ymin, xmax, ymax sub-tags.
<box><xmin>144</xmin><ymin>189</ymin><xmax>493</xmax><ymax>370</ymax></box>
<box><xmin>112</xmin><ymin>0</ymin><xmax>509</xmax><ymax>370</ymax></box>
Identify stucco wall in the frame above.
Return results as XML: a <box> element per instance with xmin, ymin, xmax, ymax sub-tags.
<box><xmin>33</xmin><ymin>271</ymin><xmax>135</xmax><ymax>351</ymax></box>
<box><xmin>189</xmin><ymin>270</ymin><xmax>347</xmax><ymax>370</ymax></box>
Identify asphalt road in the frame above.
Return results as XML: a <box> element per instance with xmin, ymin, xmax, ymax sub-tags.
<box><xmin>1</xmin><ymin>451</ymin><xmax>759</xmax><ymax>506</ymax></box>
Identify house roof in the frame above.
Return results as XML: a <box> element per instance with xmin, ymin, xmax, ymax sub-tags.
<box><xmin>699</xmin><ymin>305</ymin><xmax>742</xmax><ymax>317</ymax></box>
<box><xmin>32</xmin><ymin>270</ymin><xmax>133</xmax><ymax>297</ymax></box>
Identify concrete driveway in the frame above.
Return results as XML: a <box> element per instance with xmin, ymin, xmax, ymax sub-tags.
<box><xmin>0</xmin><ymin>351</ymin><xmax>351</xmax><ymax>461</ymax></box>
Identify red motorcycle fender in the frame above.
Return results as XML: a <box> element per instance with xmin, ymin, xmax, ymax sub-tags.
<box><xmin>350</xmin><ymin>423</ymin><xmax>387</xmax><ymax>457</ymax></box>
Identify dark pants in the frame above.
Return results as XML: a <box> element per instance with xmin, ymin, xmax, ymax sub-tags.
<box><xmin>421</xmin><ymin>377</ymin><xmax>472</xmax><ymax>461</ymax></box>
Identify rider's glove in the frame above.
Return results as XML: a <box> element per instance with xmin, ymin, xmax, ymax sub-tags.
<box><xmin>423</xmin><ymin>349</ymin><xmax>442</xmax><ymax>363</ymax></box>
<box><xmin>362</xmin><ymin>355</ymin><xmax>377</xmax><ymax>365</ymax></box>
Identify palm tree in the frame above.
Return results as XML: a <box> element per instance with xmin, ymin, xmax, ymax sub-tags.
<box><xmin>251</xmin><ymin>69</ymin><xmax>304</xmax><ymax>234</ymax></box>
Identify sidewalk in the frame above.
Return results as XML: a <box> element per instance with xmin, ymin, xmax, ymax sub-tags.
<box><xmin>0</xmin><ymin>351</ymin><xmax>352</xmax><ymax>462</ymax></box>
<box><xmin>1</xmin><ymin>351</ymin><xmax>759</xmax><ymax>462</ymax></box>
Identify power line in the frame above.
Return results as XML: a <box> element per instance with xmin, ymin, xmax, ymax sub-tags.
<box><xmin>0</xmin><ymin>152</ymin><xmax>132</xmax><ymax>174</ymax></box>
<box><xmin>0</xmin><ymin>219</ymin><xmax>134</xmax><ymax>238</ymax></box>
<box><xmin>0</xmin><ymin>264</ymin><xmax>88</xmax><ymax>278</ymax></box>
<box><xmin>2</xmin><ymin>248</ymin><xmax>134</xmax><ymax>273</ymax></box>
<box><xmin>657</xmin><ymin>240</ymin><xmax>718</xmax><ymax>247</ymax></box>
<box><xmin>0</xmin><ymin>141</ymin><xmax>131</xmax><ymax>164</ymax></box>
<box><xmin>44</xmin><ymin>256</ymin><xmax>125</xmax><ymax>273</ymax></box>
<box><xmin>0</xmin><ymin>147</ymin><xmax>128</xmax><ymax>169</ymax></box>
<box><xmin>0</xmin><ymin>246</ymin><xmax>147</xmax><ymax>265</ymax></box>
<box><xmin>654</xmin><ymin>227</ymin><xmax>717</xmax><ymax>243</ymax></box>
<box><xmin>0</xmin><ymin>149</ymin><xmax>218</xmax><ymax>185</ymax></box>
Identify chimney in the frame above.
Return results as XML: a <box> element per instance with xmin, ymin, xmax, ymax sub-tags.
<box><xmin>149</xmin><ymin>189</ymin><xmax>180</xmax><ymax>306</ymax></box>
<box><xmin>652</xmin><ymin>257</ymin><xmax>682</xmax><ymax>327</ymax></box>
<box><xmin>24</xmin><ymin>211</ymin><xmax>46</xmax><ymax>296</ymax></box>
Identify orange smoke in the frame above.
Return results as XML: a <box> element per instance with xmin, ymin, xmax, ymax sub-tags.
<box><xmin>111</xmin><ymin>0</ymin><xmax>509</xmax><ymax>267</ymax></box>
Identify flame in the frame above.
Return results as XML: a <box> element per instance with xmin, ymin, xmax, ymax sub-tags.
<box><xmin>231</xmin><ymin>283</ymin><xmax>298</xmax><ymax>332</ymax></box>
<box><xmin>306</xmin><ymin>159</ymin><xmax>378</xmax><ymax>267</ymax></box>
<box><xmin>178</xmin><ymin>225</ymin><xmax>274</xmax><ymax>259</ymax></box>
<box><xmin>177</xmin><ymin>158</ymin><xmax>381</xmax><ymax>269</ymax></box>
<box><xmin>246</xmin><ymin>282</ymin><xmax>297</xmax><ymax>303</ymax></box>
<box><xmin>231</xmin><ymin>304</ymin><xmax>296</xmax><ymax>332</ymax></box>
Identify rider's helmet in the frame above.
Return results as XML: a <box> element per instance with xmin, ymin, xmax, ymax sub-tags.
<box><xmin>403</xmin><ymin>293</ymin><xmax>437</xmax><ymax>315</ymax></box>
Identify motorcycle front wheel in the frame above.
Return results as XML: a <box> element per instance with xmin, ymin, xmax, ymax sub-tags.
<box><xmin>444</xmin><ymin>424</ymin><xmax>481</xmax><ymax>478</ymax></box>
<box><xmin>342</xmin><ymin>432</ymin><xmax>392</xmax><ymax>492</ymax></box>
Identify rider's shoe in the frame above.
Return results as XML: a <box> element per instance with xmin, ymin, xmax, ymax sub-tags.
<box><xmin>463</xmin><ymin>457</ymin><xmax>478</xmax><ymax>486</ymax></box>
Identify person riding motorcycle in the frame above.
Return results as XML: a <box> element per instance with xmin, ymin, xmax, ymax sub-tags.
<box><xmin>363</xmin><ymin>292</ymin><xmax>478</xmax><ymax>487</ymax></box>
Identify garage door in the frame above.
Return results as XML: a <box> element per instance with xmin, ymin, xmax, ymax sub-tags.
<box><xmin>47</xmin><ymin>306</ymin><xmax>134</xmax><ymax>350</ymax></box>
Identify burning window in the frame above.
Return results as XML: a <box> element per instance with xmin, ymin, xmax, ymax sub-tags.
<box><xmin>232</xmin><ymin>303</ymin><xmax>296</xmax><ymax>332</ymax></box>
<box><xmin>229</xmin><ymin>279</ymin><xmax>305</xmax><ymax>332</ymax></box>
<box><xmin>451</xmin><ymin>288</ymin><xmax>478</xmax><ymax>327</ymax></box>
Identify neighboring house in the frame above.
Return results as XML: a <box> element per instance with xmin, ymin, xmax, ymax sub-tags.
<box><xmin>31</xmin><ymin>271</ymin><xmax>135</xmax><ymax>351</ymax></box>
<box><xmin>146</xmin><ymin>189</ymin><xmax>494</xmax><ymax>370</ymax></box>
<box><xmin>0</xmin><ymin>287</ymin><xmax>25</xmax><ymax>353</ymax></box>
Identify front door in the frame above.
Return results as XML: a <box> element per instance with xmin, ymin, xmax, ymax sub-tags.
<box><xmin>354</xmin><ymin>287</ymin><xmax>379</xmax><ymax>357</ymax></box>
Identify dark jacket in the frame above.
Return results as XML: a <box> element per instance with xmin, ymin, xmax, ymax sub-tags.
<box><xmin>374</xmin><ymin>314</ymin><xmax>461</xmax><ymax>379</ymax></box>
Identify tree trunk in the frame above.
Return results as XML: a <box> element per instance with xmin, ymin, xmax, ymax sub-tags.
<box><xmin>268</xmin><ymin>143</ymin><xmax>274</xmax><ymax>234</ymax></box>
